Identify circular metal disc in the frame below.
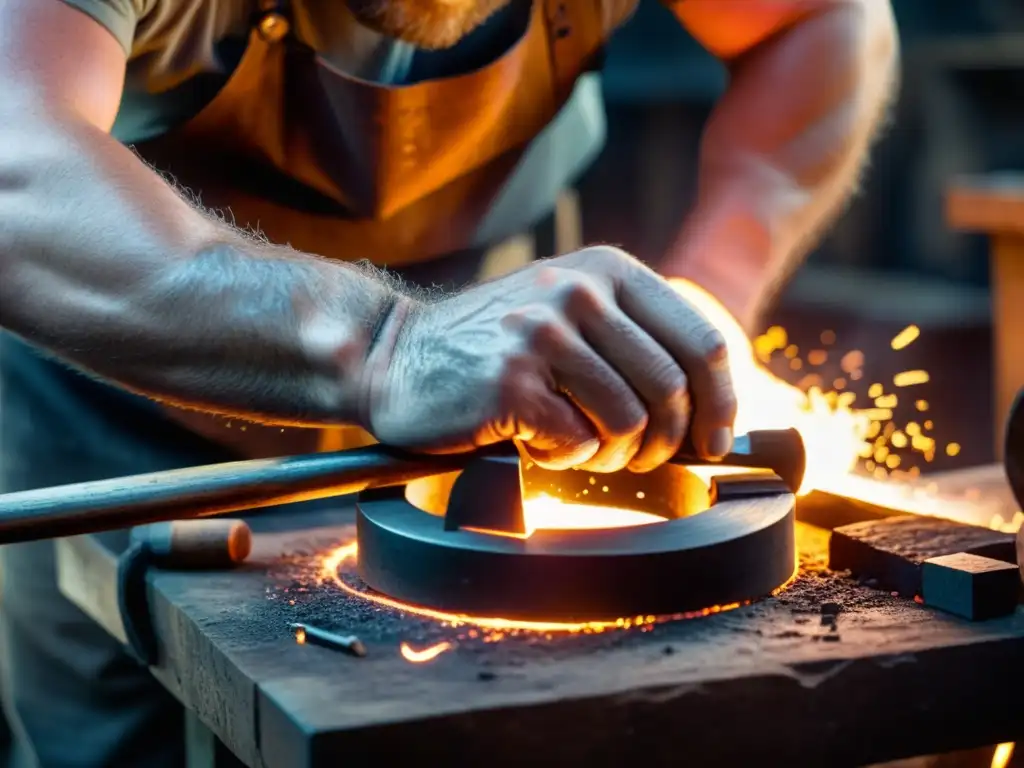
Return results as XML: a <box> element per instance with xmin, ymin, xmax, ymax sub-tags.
<box><xmin>355</xmin><ymin>489</ymin><xmax>795</xmax><ymax>621</ymax></box>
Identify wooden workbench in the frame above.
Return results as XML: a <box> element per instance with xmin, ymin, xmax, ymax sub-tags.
<box><xmin>55</xmin><ymin>473</ymin><xmax>1024</xmax><ymax>768</ymax></box>
<box><xmin>947</xmin><ymin>173</ymin><xmax>1024</xmax><ymax>457</ymax></box>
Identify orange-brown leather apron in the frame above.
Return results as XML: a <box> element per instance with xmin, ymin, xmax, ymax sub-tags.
<box><xmin>133</xmin><ymin>0</ymin><xmax>637</xmax><ymax>458</ymax></box>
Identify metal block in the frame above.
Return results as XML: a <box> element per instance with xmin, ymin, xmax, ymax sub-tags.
<box><xmin>922</xmin><ymin>552</ymin><xmax>1020</xmax><ymax>621</ymax></box>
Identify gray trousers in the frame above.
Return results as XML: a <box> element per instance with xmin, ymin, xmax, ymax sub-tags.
<box><xmin>0</xmin><ymin>333</ymin><xmax>224</xmax><ymax>767</ymax></box>
<box><xmin>0</xmin><ymin>240</ymin><xmax>532</xmax><ymax>767</ymax></box>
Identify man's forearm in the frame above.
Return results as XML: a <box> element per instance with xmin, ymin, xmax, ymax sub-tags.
<box><xmin>664</xmin><ymin>1</ymin><xmax>899</xmax><ymax>328</ymax></box>
<box><xmin>0</xmin><ymin>109</ymin><xmax>399</xmax><ymax>427</ymax></box>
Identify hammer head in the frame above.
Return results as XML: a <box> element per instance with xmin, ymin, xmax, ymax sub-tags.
<box><xmin>735</xmin><ymin>429</ymin><xmax>807</xmax><ymax>494</ymax></box>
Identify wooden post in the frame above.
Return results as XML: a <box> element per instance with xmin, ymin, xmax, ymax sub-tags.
<box><xmin>946</xmin><ymin>174</ymin><xmax>1024</xmax><ymax>458</ymax></box>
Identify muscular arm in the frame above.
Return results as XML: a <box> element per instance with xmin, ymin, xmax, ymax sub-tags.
<box><xmin>0</xmin><ymin>0</ymin><xmax>401</xmax><ymax>427</ymax></box>
<box><xmin>661</xmin><ymin>0</ymin><xmax>899</xmax><ymax>330</ymax></box>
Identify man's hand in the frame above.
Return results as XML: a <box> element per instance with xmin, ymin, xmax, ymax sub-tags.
<box><xmin>366</xmin><ymin>247</ymin><xmax>738</xmax><ymax>473</ymax></box>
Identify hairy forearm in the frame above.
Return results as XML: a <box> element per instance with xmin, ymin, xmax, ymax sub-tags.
<box><xmin>665</xmin><ymin>1</ymin><xmax>899</xmax><ymax>326</ymax></box>
<box><xmin>0</xmin><ymin>109</ymin><xmax>398</xmax><ymax>427</ymax></box>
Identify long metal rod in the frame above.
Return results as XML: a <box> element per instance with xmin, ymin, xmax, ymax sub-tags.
<box><xmin>0</xmin><ymin>429</ymin><xmax>803</xmax><ymax>544</ymax></box>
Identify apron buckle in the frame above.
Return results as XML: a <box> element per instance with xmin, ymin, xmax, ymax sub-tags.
<box><xmin>257</xmin><ymin>11</ymin><xmax>290</xmax><ymax>43</ymax></box>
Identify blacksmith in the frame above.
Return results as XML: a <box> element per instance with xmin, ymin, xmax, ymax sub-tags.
<box><xmin>0</xmin><ymin>0</ymin><xmax>897</xmax><ymax>764</ymax></box>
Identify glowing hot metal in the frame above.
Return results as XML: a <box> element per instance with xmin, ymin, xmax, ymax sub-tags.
<box><xmin>400</xmin><ymin>641</ymin><xmax>454</xmax><ymax>663</ymax></box>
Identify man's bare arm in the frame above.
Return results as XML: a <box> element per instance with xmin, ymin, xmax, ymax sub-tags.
<box><xmin>661</xmin><ymin>0</ymin><xmax>899</xmax><ymax>329</ymax></box>
<box><xmin>0</xmin><ymin>0</ymin><xmax>403</xmax><ymax>428</ymax></box>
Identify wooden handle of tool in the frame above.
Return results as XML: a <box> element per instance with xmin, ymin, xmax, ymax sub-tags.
<box><xmin>133</xmin><ymin>519</ymin><xmax>253</xmax><ymax>568</ymax></box>
<box><xmin>0</xmin><ymin>444</ymin><xmax>495</xmax><ymax>545</ymax></box>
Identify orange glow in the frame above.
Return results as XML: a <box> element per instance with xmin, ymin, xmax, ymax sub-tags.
<box><xmin>992</xmin><ymin>743</ymin><xmax>1015</xmax><ymax>768</ymax></box>
<box><xmin>463</xmin><ymin>494</ymin><xmax>664</xmax><ymax>540</ymax></box>
<box><xmin>400</xmin><ymin>641</ymin><xmax>453</xmax><ymax>663</ymax></box>
<box><xmin>295</xmin><ymin>627</ymin><xmax>306</xmax><ymax>645</ymax></box>
<box><xmin>319</xmin><ymin>543</ymin><xmax>784</xmax><ymax>635</ymax></box>
<box><xmin>522</xmin><ymin>494</ymin><xmax>664</xmax><ymax>535</ymax></box>
<box><xmin>670</xmin><ymin>280</ymin><xmax>1020</xmax><ymax>532</ymax></box>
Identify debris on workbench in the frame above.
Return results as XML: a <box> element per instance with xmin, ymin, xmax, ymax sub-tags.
<box><xmin>290</xmin><ymin>622</ymin><xmax>367</xmax><ymax>657</ymax></box>
<box><xmin>921</xmin><ymin>552</ymin><xmax>1020</xmax><ymax>621</ymax></box>
<box><xmin>828</xmin><ymin>515</ymin><xmax>1016</xmax><ymax>597</ymax></box>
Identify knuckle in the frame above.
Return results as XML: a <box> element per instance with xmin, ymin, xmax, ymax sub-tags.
<box><xmin>608</xmin><ymin>406</ymin><xmax>648</xmax><ymax>439</ymax></box>
<box><xmin>583</xmin><ymin>245</ymin><xmax>634</xmax><ymax>269</ymax></box>
<box><xmin>504</xmin><ymin>305</ymin><xmax>564</xmax><ymax>342</ymax></box>
<box><xmin>565</xmin><ymin>245</ymin><xmax>639</xmax><ymax>280</ymax></box>
<box><xmin>532</xmin><ymin>264</ymin><xmax>564</xmax><ymax>289</ymax></box>
<box><xmin>716</xmin><ymin>389</ymin><xmax>739</xmax><ymax>420</ymax></box>
<box><xmin>526</xmin><ymin>311</ymin><xmax>566</xmax><ymax>347</ymax></box>
<box><xmin>562</xmin><ymin>274</ymin><xmax>605</xmax><ymax>315</ymax></box>
<box><xmin>650</xmin><ymin>362</ymin><xmax>689</xmax><ymax>406</ymax></box>
<box><xmin>697</xmin><ymin>327</ymin><xmax>730</xmax><ymax>369</ymax></box>
<box><xmin>532</xmin><ymin>263</ymin><xmax>607</xmax><ymax>312</ymax></box>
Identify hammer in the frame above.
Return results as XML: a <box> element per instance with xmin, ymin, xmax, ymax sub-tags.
<box><xmin>118</xmin><ymin>518</ymin><xmax>252</xmax><ymax>664</ymax></box>
<box><xmin>0</xmin><ymin>429</ymin><xmax>805</xmax><ymax>544</ymax></box>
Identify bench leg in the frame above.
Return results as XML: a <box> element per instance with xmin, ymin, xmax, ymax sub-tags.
<box><xmin>185</xmin><ymin>710</ymin><xmax>248</xmax><ymax>768</ymax></box>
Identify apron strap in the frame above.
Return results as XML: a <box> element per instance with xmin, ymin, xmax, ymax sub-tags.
<box><xmin>545</xmin><ymin>0</ymin><xmax>639</xmax><ymax>101</ymax></box>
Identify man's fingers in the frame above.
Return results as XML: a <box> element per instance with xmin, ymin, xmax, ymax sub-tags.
<box><xmin>588</xmin><ymin>250</ymin><xmax>738</xmax><ymax>459</ymax></box>
<box><xmin>537</xmin><ymin>315</ymin><xmax>649</xmax><ymax>473</ymax></box>
<box><xmin>572</xmin><ymin>301</ymin><xmax>691</xmax><ymax>473</ymax></box>
<box><xmin>515</xmin><ymin>391</ymin><xmax>601</xmax><ymax>470</ymax></box>
<box><xmin>624</xmin><ymin>289</ymin><xmax>737</xmax><ymax>458</ymax></box>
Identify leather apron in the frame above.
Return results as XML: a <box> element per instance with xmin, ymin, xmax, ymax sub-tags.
<box><xmin>132</xmin><ymin>0</ymin><xmax>637</xmax><ymax>459</ymax></box>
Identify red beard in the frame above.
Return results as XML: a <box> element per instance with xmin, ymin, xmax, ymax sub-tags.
<box><xmin>346</xmin><ymin>0</ymin><xmax>513</xmax><ymax>49</ymax></box>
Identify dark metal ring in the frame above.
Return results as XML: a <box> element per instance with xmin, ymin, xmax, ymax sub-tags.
<box><xmin>355</xmin><ymin>483</ymin><xmax>795</xmax><ymax>622</ymax></box>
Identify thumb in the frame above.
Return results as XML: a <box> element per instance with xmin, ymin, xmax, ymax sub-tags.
<box><xmin>506</xmin><ymin>389</ymin><xmax>600</xmax><ymax>471</ymax></box>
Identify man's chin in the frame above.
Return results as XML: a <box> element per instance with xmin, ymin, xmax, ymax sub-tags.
<box><xmin>347</xmin><ymin>0</ymin><xmax>512</xmax><ymax>50</ymax></box>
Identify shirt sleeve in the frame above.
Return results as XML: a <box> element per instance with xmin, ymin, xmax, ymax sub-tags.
<box><xmin>56</xmin><ymin>0</ymin><xmax>140</xmax><ymax>55</ymax></box>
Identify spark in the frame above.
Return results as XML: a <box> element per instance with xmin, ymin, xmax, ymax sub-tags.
<box><xmin>992</xmin><ymin>743</ymin><xmax>1014</xmax><ymax>768</ymax></box>
<box><xmin>400</xmin><ymin>641</ymin><xmax>453</xmax><ymax>663</ymax></box>
<box><xmin>890</xmin><ymin>324</ymin><xmax>920</xmax><ymax>350</ymax></box>
<box><xmin>668</xmin><ymin>279</ymin><xmax>1010</xmax><ymax>527</ymax></box>
<box><xmin>894</xmin><ymin>370</ymin><xmax>930</xmax><ymax>387</ymax></box>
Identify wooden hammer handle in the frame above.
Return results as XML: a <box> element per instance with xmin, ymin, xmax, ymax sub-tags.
<box><xmin>133</xmin><ymin>519</ymin><xmax>253</xmax><ymax>568</ymax></box>
<box><xmin>0</xmin><ymin>444</ymin><xmax>482</xmax><ymax>544</ymax></box>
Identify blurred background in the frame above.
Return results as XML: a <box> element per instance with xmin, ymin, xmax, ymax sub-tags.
<box><xmin>568</xmin><ymin>0</ymin><xmax>1024</xmax><ymax>479</ymax></box>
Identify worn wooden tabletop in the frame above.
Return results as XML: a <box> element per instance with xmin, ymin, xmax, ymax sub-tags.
<box><xmin>59</xmin><ymin>470</ymin><xmax>1024</xmax><ymax>768</ymax></box>
<box><xmin>947</xmin><ymin>172</ymin><xmax>1024</xmax><ymax>236</ymax></box>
